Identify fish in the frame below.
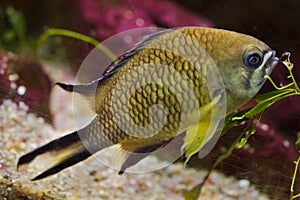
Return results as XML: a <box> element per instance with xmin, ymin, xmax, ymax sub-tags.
<box><xmin>17</xmin><ymin>27</ymin><xmax>278</xmax><ymax>180</ymax></box>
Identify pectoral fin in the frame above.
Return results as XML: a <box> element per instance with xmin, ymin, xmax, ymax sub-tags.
<box><xmin>182</xmin><ymin>90</ymin><xmax>225</xmax><ymax>165</ymax></box>
<box><xmin>182</xmin><ymin>119</ymin><xmax>212</xmax><ymax>165</ymax></box>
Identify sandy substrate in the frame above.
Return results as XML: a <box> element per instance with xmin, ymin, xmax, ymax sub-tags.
<box><xmin>0</xmin><ymin>99</ymin><xmax>270</xmax><ymax>200</ymax></box>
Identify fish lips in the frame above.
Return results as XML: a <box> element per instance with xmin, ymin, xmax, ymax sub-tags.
<box><xmin>254</xmin><ymin>50</ymin><xmax>278</xmax><ymax>87</ymax></box>
<box><xmin>264</xmin><ymin>50</ymin><xmax>279</xmax><ymax>76</ymax></box>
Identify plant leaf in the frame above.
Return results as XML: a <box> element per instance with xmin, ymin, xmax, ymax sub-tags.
<box><xmin>244</xmin><ymin>90</ymin><xmax>295</xmax><ymax>119</ymax></box>
<box><xmin>296</xmin><ymin>132</ymin><xmax>300</xmax><ymax>147</ymax></box>
<box><xmin>184</xmin><ymin>183</ymin><xmax>202</xmax><ymax>200</ymax></box>
<box><xmin>254</xmin><ymin>89</ymin><xmax>294</xmax><ymax>102</ymax></box>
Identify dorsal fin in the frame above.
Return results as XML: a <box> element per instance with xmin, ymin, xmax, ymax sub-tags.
<box><xmin>56</xmin><ymin>81</ymin><xmax>98</xmax><ymax>96</ymax></box>
<box><xmin>56</xmin><ymin>50</ymin><xmax>136</xmax><ymax>96</ymax></box>
<box><xmin>101</xmin><ymin>28</ymin><xmax>176</xmax><ymax>78</ymax></box>
<box><xmin>56</xmin><ymin>28</ymin><xmax>177</xmax><ymax>96</ymax></box>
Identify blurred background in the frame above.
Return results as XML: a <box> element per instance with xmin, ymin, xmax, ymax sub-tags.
<box><xmin>1</xmin><ymin>0</ymin><xmax>300</xmax><ymax>199</ymax></box>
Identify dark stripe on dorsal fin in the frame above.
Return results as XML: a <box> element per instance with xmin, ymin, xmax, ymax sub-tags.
<box><xmin>57</xmin><ymin>28</ymin><xmax>178</xmax><ymax>96</ymax></box>
<box><xmin>56</xmin><ymin>80</ymin><xmax>99</xmax><ymax>96</ymax></box>
<box><xmin>102</xmin><ymin>28</ymin><xmax>177</xmax><ymax>78</ymax></box>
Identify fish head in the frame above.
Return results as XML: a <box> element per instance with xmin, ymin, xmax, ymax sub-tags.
<box><xmin>210</xmin><ymin>32</ymin><xmax>279</xmax><ymax>111</ymax></box>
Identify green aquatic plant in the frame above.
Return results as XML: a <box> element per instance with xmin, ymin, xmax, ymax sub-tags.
<box><xmin>290</xmin><ymin>154</ymin><xmax>300</xmax><ymax>200</ymax></box>
<box><xmin>37</xmin><ymin>28</ymin><xmax>116</xmax><ymax>62</ymax></box>
<box><xmin>0</xmin><ymin>7</ymin><xmax>115</xmax><ymax>62</ymax></box>
<box><xmin>0</xmin><ymin>7</ymin><xmax>64</xmax><ymax>60</ymax></box>
<box><xmin>0</xmin><ymin>7</ymin><xmax>32</xmax><ymax>52</ymax></box>
<box><xmin>185</xmin><ymin>52</ymin><xmax>300</xmax><ymax>200</ymax></box>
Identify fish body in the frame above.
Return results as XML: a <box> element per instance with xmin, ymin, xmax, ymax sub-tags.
<box><xmin>17</xmin><ymin>27</ymin><xmax>278</xmax><ymax>180</ymax></box>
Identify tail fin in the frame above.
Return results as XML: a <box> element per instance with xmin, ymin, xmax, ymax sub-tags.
<box><xmin>17</xmin><ymin>131</ymin><xmax>91</xmax><ymax>181</ymax></box>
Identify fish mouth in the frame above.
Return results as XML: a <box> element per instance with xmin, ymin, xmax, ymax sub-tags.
<box><xmin>254</xmin><ymin>50</ymin><xmax>278</xmax><ymax>87</ymax></box>
<box><xmin>264</xmin><ymin>50</ymin><xmax>279</xmax><ymax>75</ymax></box>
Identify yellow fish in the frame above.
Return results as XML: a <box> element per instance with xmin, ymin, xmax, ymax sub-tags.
<box><xmin>17</xmin><ymin>27</ymin><xmax>278</xmax><ymax>180</ymax></box>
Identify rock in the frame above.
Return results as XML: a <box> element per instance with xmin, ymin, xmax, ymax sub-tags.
<box><xmin>0</xmin><ymin>50</ymin><xmax>53</xmax><ymax>123</ymax></box>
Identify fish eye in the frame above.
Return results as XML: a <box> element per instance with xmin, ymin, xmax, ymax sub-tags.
<box><xmin>243</xmin><ymin>52</ymin><xmax>263</xmax><ymax>69</ymax></box>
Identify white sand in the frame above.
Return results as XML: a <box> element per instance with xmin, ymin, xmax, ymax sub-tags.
<box><xmin>0</xmin><ymin>99</ymin><xmax>269</xmax><ymax>200</ymax></box>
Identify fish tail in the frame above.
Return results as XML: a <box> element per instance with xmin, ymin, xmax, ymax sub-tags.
<box><xmin>17</xmin><ymin>118</ymin><xmax>104</xmax><ymax>181</ymax></box>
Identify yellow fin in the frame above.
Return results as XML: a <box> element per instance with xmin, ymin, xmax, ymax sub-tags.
<box><xmin>28</xmin><ymin>142</ymin><xmax>84</xmax><ymax>173</ymax></box>
<box><xmin>54</xmin><ymin>142</ymin><xmax>85</xmax><ymax>163</ymax></box>
<box><xmin>17</xmin><ymin>131</ymin><xmax>91</xmax><ymax>180</ymax></box>
<box><xmin>182</xmin><ymin>91</ymin><xmax>224</xmax><ymax>166</ymax></box>
<box><xmin>182</xmin><ymin>119</ymin><xmax>212</xmax><ymax>166</ymax></box>
<box><xmin>110</xmin><ymin>144</ymin><xmax>132</xmax><ymax>173</ymax></box>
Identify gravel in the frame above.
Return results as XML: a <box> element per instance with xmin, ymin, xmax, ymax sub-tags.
<box><xmin>0</xmin><ymin>99</ymin><xmax>270</xmax><ymax>200</ymax></box>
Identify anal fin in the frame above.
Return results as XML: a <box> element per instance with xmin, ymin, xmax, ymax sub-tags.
<box><xmin>118</xmin><ymin>143</ymin><xmax>166</xmax><ymax>175</ymax></box>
